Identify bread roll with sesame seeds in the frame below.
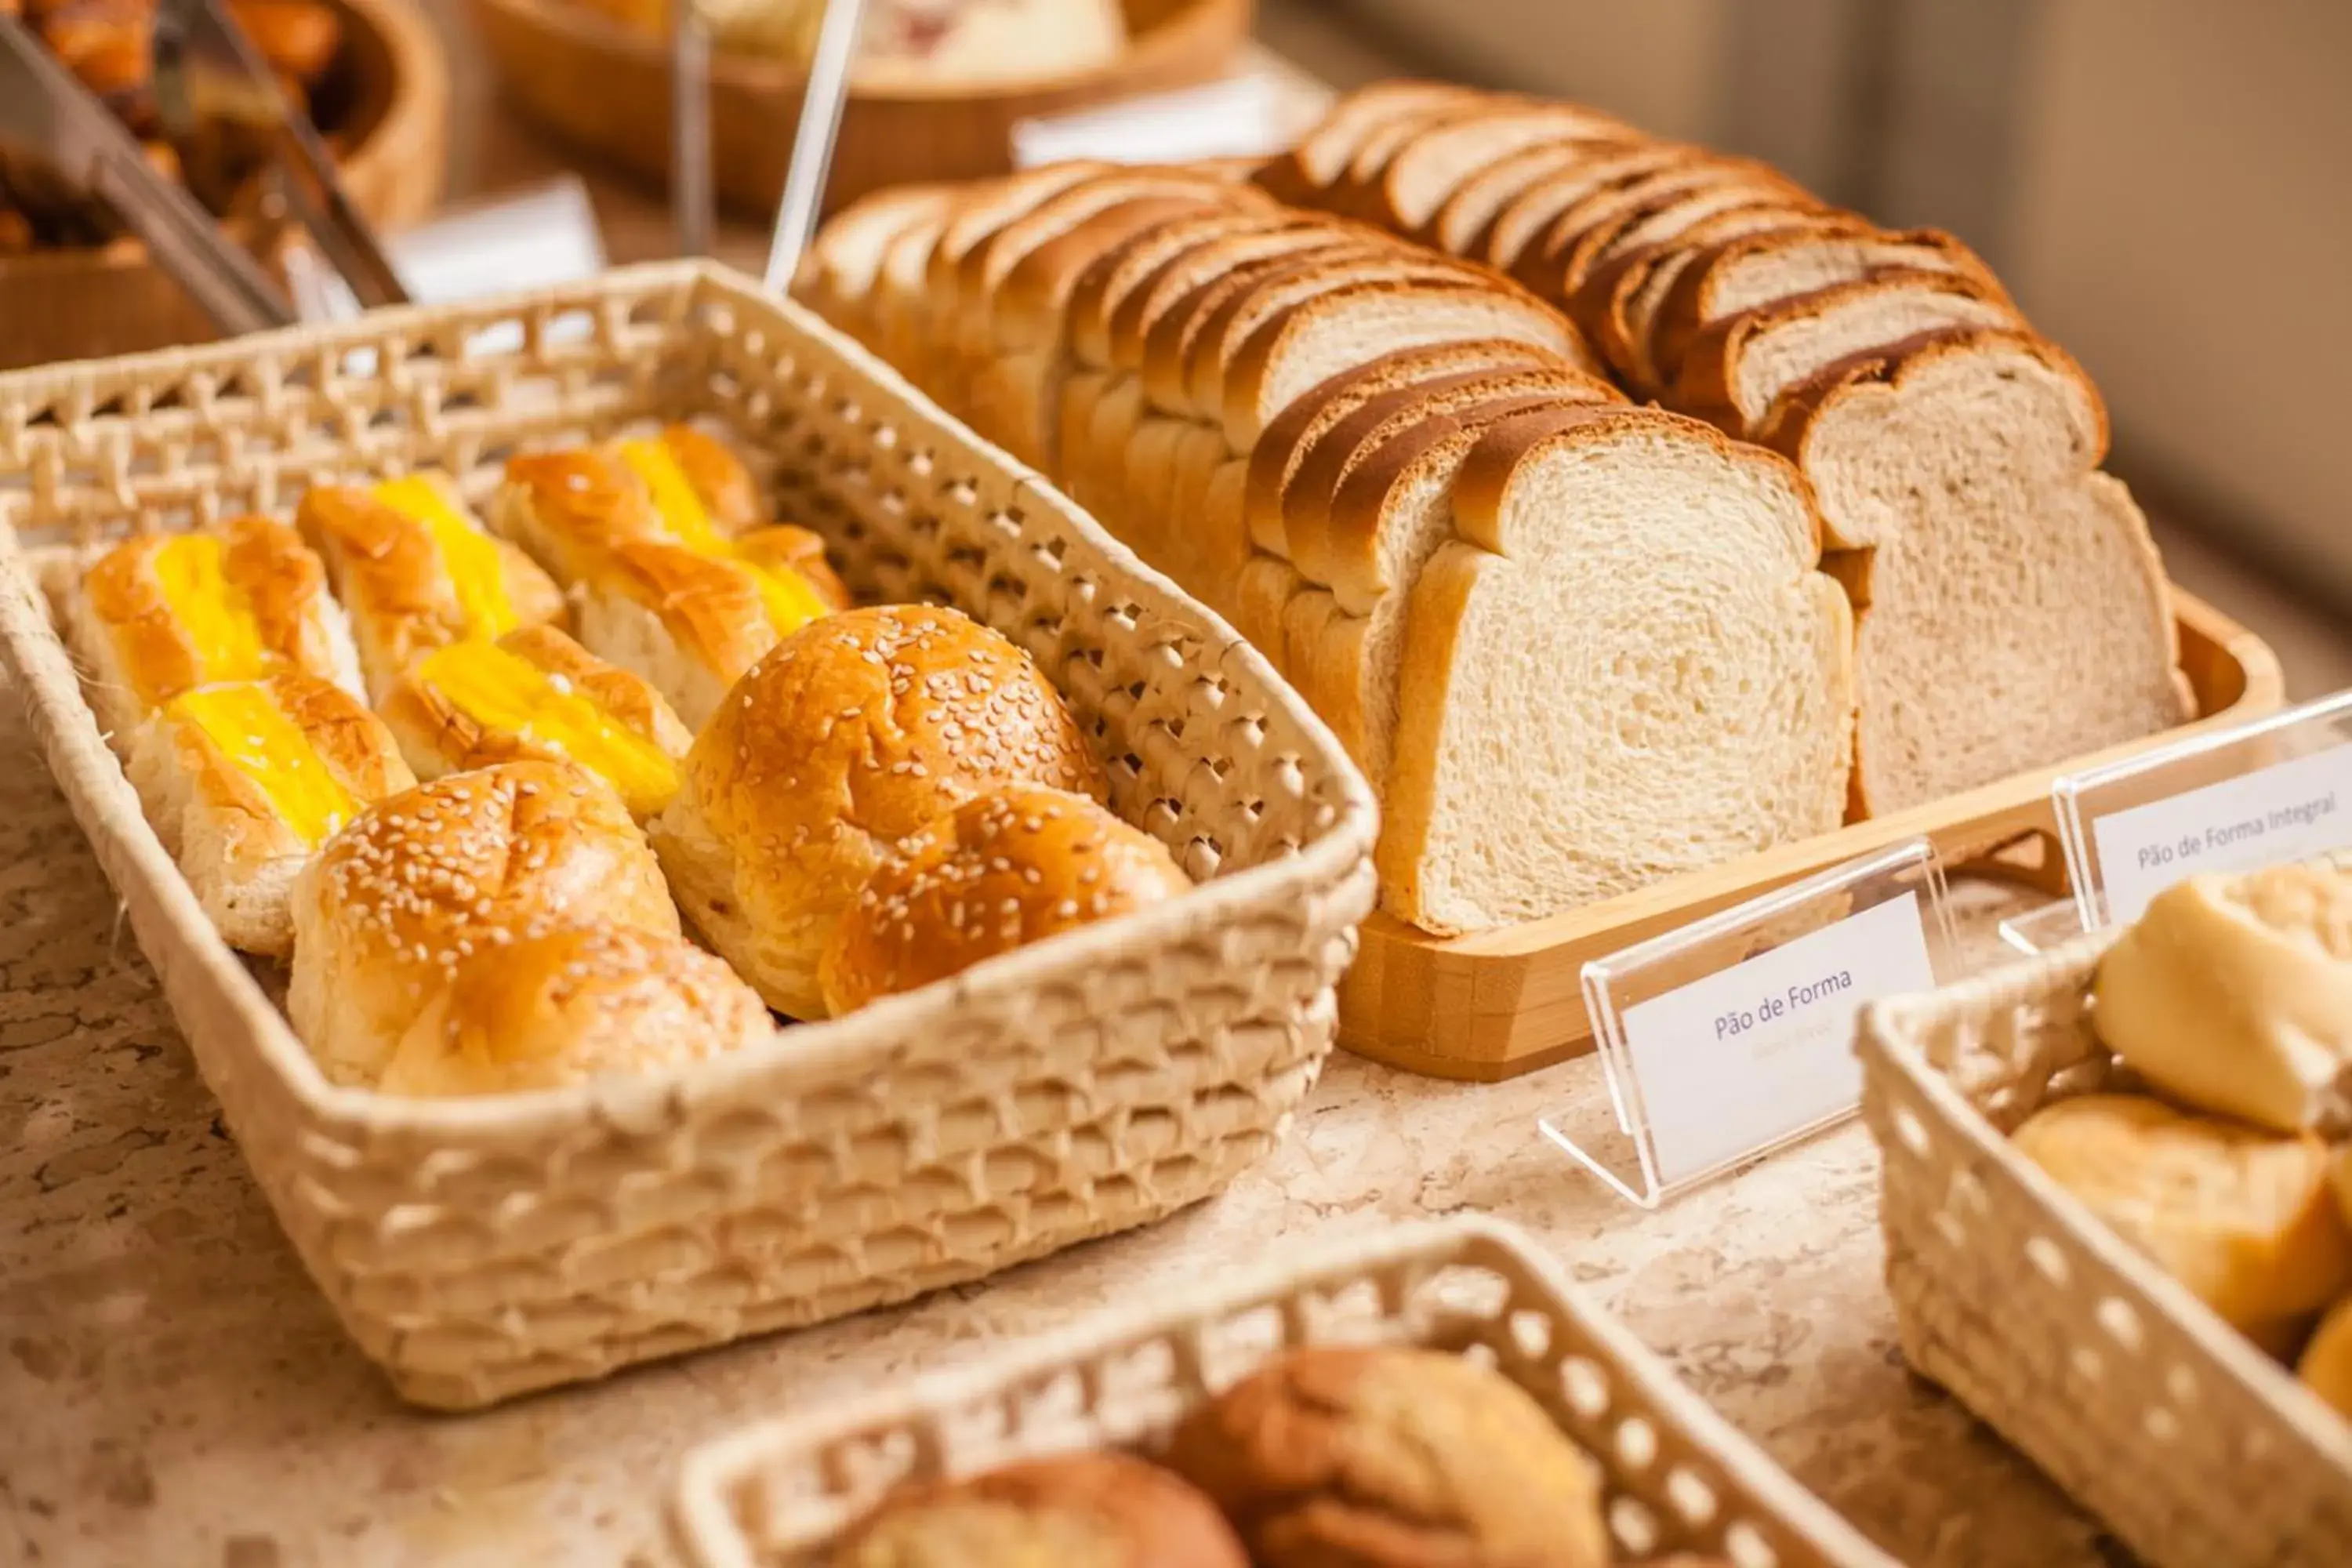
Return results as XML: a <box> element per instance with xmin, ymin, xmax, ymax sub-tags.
<box><xmin>288</xmin><ymin>760</ymin><xmax>681</xmax><ymax>1087</ymax></box>
<box><xmin>376</xmin><ymin>924</ymin><xmax>774</xmax><ymax>1097</ymax></box>
<box><xmin>820</xmin><ymin>784</ymin><xmax>1190</xmax><ymax>1014</ymax></box>
<box><xmin>652</xmin><ymin>604</ymin><xmax>1108</xmax><ymax>1019</ymax></box>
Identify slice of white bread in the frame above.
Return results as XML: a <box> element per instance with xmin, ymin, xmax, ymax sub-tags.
<box><xmin>1515</xmin><ymin>158</ymin><xmax>1802</xmax><ymax>296</ymax></box>
<box><xmin>1552</xmin><ymin>180</ymin><xmax>1815</xmax><ymax>307</ymax></box>
<box><xmin>1376</xmin><ymin>107</ymin><xmax>1636</xmax><ymax>233</ymax></box>
<box><xmin>1066</xmin><ymin>209</ymin><xmax>1304</xmax><ymax>368</ymax></box>
<box><xmin>1674</xmin><ymin>272</ymin><xmax>2024</xmax><ymax>438</ymax></box>
<box><xmin>1565</xmin><ymin>193</ymin><xmax>1834</xmax><ymax>372</ymax></box>
<box><xmin>1377</xmin><ymin>407</ymin><xmax>1853</xmax><ymax>931</ymax></box>
<box><xmin>1483</xmin><ymin>145</ymin><xmax>1703</xmax><ymax>272</ymax></box>
<box><xmin>1279</xmin><ymin>80</ymin><xmax>1494</xmax><ymax>191</ymax></box>
<box><xmin>1760</xmin><ymin>328</ymin><xmax>2187</xmax><ymax>813</ymax></box>
<box><xmin>1432</xmin><ymin>141</ymin><xmax>1606</xmax><ymax>257</ymax></box>
<box><xmin>1608</xmin><ymin>212</ymin><xmax>1878</xmax><ymax>395</ymax></box>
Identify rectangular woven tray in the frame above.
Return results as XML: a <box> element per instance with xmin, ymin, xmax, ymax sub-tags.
<box><xmin>671</xmin><ymin>1216</ymin><xmax>1896</xmax><ymax>1567</ymax></box>
<box><xmin>1857</xmin><ymin>920</ymin><xmax>2352</xmax><ymax>1568</ymax></box>
<box><xmin>0</xmin><ymin>260</ymin><xmax>1376</xmax><ymax>1410</ymax></box>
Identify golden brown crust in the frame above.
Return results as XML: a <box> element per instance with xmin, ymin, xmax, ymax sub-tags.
<box><xmin>657</xmin><ymin>425</ymin><xmax>765</xmax><ymax>535</ymax></box>
<box><xmin>731</xmin><ymin>525</ymin><xmax>854</xmax><ymax>612</ymax></box>
<box><xmin>831</xmin><ymin>1452</ymin><xmax>1247</xmax><ymax>1568</ymax></box>
<box><xmin>819</xmin><ymin>783</ymin><xmax>1189</xmax><ymax>1014</ymax></box>
<box><xmin>147</xmin><ymin>670</ymin><xmax>412</xmax><ymax>852</ymax></box>
<box><xmin>1163</xmin><ymin>1345</ymin><xmax>1610</xmax><ymax>1568</ymax></box>
<box><xmin>495</xmin><ymin>448</ymin><xmax>670</xmax><ymax>582</ymax></box>
<box><xmin>590</xmin><ymin>537</ymin><xmax>783</xmax><ymax>682</ymax></box>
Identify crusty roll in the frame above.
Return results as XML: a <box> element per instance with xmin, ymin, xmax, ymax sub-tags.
<box><xmin>1163</xmin><ymin>1345</ymin><xmax>1610</xmax><ymax>1568</ymax></box>
<box><xmin>61</xmin><ymin>517</ymin><xmax>364</xmax><ymax>747</ymax></box>
<box><xmin>633</xmin><ymin>423</ymin><xmax>766</xmax><ymax>536</ymax></box>
<box><xmin>828</xmin><ymin>1452</ymin><xmax>1246</xmax><ymax>1568</ymax></box>
<box><xmin>376</xmin><ymin>924</ymin><xmax>774</xmax><ymax>1097</ymax></box>
<box><xmin>125</xmin><ymin>673</ymin><xmax>415</xmax><ymax>957</ymax></box>
<box><xmin>377</xmin><ymin>625</ymin><xmax>691</xmax><ymax>821</ymax></box>
<box><xmin>493</xmin><ymin>427</ymin><xmax>779</xmax><ymax>580</ymax></box>
<box><xmin>288</xmin><ymin>760</ymin><xmax>681</xmax><ymax>1086</ymax></box>
<box><xmin>820</xmin><ymin>783</ymin><xmax>1189</xmax><ymax>1014</ymax></box>
<box><xmin>652</xmin><ymin>604</ymin><xmax>1107</xmax><ymax>1018</ymax></box>
<box><xmin>296</xmin><ymin>477</ymin><xmax>565</xmax><ymax>702</ymax></box>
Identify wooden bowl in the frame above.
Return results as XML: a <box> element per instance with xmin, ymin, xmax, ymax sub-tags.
<box><xmin>0</xmin><ymin>0</ymin><xmax>450</xmax><ymax>372</ymax></box>
<box><xmin>469</xmin><ymin>0</ymin><xmax>1255</xmax><ymax>216</ymax></box>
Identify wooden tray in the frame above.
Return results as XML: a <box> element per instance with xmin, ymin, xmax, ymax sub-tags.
<box><xmin>1344</xmin><ymin>588</ymin><xmax>2282</xmax><ymax>1080</ymax></box>
<box><xmin>0</xmin><ymin>0</ymin><xmax>450</xmax><ymax>372</ymax></box>
<box><xmin>469</xmin><ymin>0</ymin><xmax>1253</xmax><ymax>217</ymax></box>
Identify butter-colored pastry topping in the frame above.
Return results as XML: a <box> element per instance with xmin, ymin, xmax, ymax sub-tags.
<box><xmin>414</xmin><ymin>641</ymin><xmax>679</xmax><ymax>815</ymax></box>
<box><xmin>372</xmin><ymin>476</ymin><xmax>518</xmax><ymax>639</ymax></box>
<box><xmin>167</xmin><ymin>683</ymin><xmax>358</xmax><ymax>844</ymax></box>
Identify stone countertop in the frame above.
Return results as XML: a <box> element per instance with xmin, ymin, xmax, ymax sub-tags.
<box><xmin>0</xmin><ymin>653</ymin><xmax>2105</xmax><ymax>1566</ymax></box>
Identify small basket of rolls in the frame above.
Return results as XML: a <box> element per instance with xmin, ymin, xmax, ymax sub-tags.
<box><xmin>1858</xmin><ymin>854</ymin><xmax>2352</xmax><ymax>1568</ymax></box>
<box><xmin>671</xmin><ymin>1216</ymin><xmax>1895</xmax><ymax>1568</ymax></box>
<box><xmin>0</xmin><ymin>260</ymin><xmax>1375</xmax><ymax>1409</ymax></box>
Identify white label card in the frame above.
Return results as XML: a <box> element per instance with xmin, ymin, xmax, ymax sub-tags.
<box><xmin>2089</xmin><ymin>741</ymin><xmax>2352</xmax><ymax>923</ymax></box>
<box><xmin>1619</xmin><ymin>891</ymin><xmax>1937</xmax><ymax>1187</ymax></box>
<box><xmin>1012</xmin><ymin>76</ymin><xmax>1293</xmax><ymax>168</ymax></box>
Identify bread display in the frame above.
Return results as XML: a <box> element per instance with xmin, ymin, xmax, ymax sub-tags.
<box><xmin>60</xmin><ymin>516</ymin><xmax>365</xmax><ymax>745</ymax></box>
<box><xmin>818</xmin><ymin>782</ymin><xmax>1190</xmax><ymax>1015</ymax></box>
<box><xmin>804</xmin><ymin>162</ymin><xmax>1857</xmax><ymax>935</ymax></box>
<box><xmin>377</xmin><ymin>624</ymin><xmax>690</xmax><ymax>820</ymax></box>
<box><xmin>652</xmin><ymin>604</ymin><xmax>1107</xmax><ymax>1018</ymax></box>
<box><xmin>123</xmin><ymin>673</ymin><xmax>415</xmax><ymax>956</ymax></box>
<box><xmin>826</xmin><ymin>1451</ymin><xmax>1247</xmax><ymax>1568</ymax></box>
<box><xmin>288</xmin><ymin>760</ymin><xmax>680</xmax><ymax>1085</ymax></box>
<box><xmin>1258</xmin><ymin>82</ymin><xmax>2189</xmax><ymax>818</ymax></box>
<box><xmin>296</xmin><ymin>477</ymin><xmax>566</xmax><ymax>702</ymax></box>
<box><xmin>376</xmin><ymin>923</ymin><xmax>774</xmax><ymax>1097</ymax></box>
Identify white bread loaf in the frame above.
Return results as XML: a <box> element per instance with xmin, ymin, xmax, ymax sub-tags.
<box><xmin>1481</xmin><ymin>145</ymin><xmax>1704</xmax><ymax>272</ymax></box>
<box><xmin>1374</xmin><ymin>106</ymin><xmax>1636</xmax><ymax>233</ymax></box>
<box><xmin>1279</xmin><ymin>81</ymin><xmax>1494</xmax><ymax>191</ymax></box>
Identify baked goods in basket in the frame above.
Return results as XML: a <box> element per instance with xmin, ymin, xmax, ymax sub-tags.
<box><xmin>376</xmin><ymin>923</ymin><xmax>774</xmax><ymax>1096</ymax></box>
<box><xmin>377</xmin><ymin>624</ymin><xmax>690</xmax><ymax>821</ymax></box>
<box><xmin>123</xmin><ymin>672</ymin><xmax>415</xmax><ymax>956</ymax></box>
<box><xmin>818</xmin><ymin>782</ymin><xmax>1191</xmax><ymax>1014</ymax></box>
<box><xmin>289</xmin><ymin>759</ymin><xmax>680</xmax><ymax>1085</ymax></box>
<box><xmin>652</xmin><ymin>604</ymin><xmax>1107</xmax><ymax>1018</ymax></box>
<box><xmin>828</xmin><ymin>1451</ymin><xmax>1246</xmax><ymax>1568</ymax></box>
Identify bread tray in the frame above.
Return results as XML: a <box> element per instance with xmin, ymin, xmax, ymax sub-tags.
<box><xmin>1345</xmin><ymin>588</ymin><xmax>2281</xmax><ymax>1080</ymax></box>
<box><xmin>0</xmin><ymin>260</ymin><xmax>1376</xmax><ymax>1410</ymax></box>
<box><xmin>671</xmin><ymin>1215</ymin><xmax>1896</xmax><ymax>1567</ymax></box>
<box><xmin>1856</xmin><ymin>906</ymin><xmax>2352</xmax><ymax>1568</ymax></box>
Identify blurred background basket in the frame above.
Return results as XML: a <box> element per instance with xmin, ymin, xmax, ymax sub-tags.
<box><xmin>0</xmin><ymin>0</ymin><xmax>450</xmax><ymax>372</ymax></box>
<box><xmin>468</xmin><ymin>0</ymin><xmax>1254</xmax><ymax>216</ymax></box>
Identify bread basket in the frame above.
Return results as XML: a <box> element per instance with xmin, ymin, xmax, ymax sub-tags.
<box><xmin>671</xmin><ymin>1215</ymin><xmax>1896</xmax><ymax>1567</ymax></box>
<box><xmin>0</xmin><ymin>0</ymin><xmax>449</xmax><ymax>372</ymax></box>
<box><xmin>469</xmin><ymin>0</ymin><xmax>1253</xmax><ymax>217</ymax></box>
<box><xmin>1857</xmin><ymin>924</ymin><xmax>2352</xmax><ymax>1568</ymax></box>
<box><xmin>0</xmin><ymin>260</ymin><xmax>1377</xmax><ymax>1410</ymax></box>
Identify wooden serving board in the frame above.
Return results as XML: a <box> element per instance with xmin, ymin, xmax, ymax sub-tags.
<box><xmin>1341</xmin><ymin>588</ymin><xmax>2282</xmax><ymax>1080</ymax></box>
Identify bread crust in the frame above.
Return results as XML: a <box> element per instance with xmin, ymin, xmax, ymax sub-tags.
<box><xmin>493</xmin><ymin>447</ymin><xmax>670</xmax><ymax>583</ymax></box>
<box><xmin>831</xmin><ymin>1450</ymin><xmax>1247</xmax><ymax>1568</ymax></box>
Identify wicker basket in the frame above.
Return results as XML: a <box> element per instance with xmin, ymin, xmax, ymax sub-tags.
<box><xmin>1857</xmin><ymin>926</ymin><xmax>2352</xmax><ymax>1568</ymax></box>
<box><xmin>672</xmin><ymin>1217</ymin><xmax>1895</xmax><ymax>1567</ymax></box>
<box><xmin>0</xmin><ymin>260</ymin><xmax>1377</xmax><ymax>1411</ymax></box>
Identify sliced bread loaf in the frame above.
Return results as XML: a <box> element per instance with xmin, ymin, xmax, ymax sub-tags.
<box><xmin>1432</xmin><ymin>141</ymin><xmax>1606</xmax><ymax>257</ymax></box>
<box><xmin>1065</xmin><ymin>209</ymin><xmax>1307</xmax><ymax>368</ymax></box>
<box><xmin>1376</xmin><ymin>107</ymin><xmax>1636</xmax><ymax>233</ymax></box>
<box><xmin>793</xmin><ymin>183</ymin><xmax>952</xmax><ymax>346</ymax></box>
<box><xmin>1609</xmin><ymin>211</ymin><xmax>1878</xmax><ymax>394</ymax></box>
<box><xmin>1280</xmin><ymin>81</ymin><xmax>1494</xmax><ymax>190</ymax></box>
<box><xmin>1482</xmin><ymin>145</ymin><xmax>1701</xmax><ymax>271</ymax></box>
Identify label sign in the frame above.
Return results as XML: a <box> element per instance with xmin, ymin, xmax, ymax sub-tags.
<box><xmin>1619</xmin><ymin>892</ymin><xmax>1937</xmax><ymax>1186</ymax></box>
<box><xmin>2089</xmin><ymin>741</ymin><xmax>2352</xmax><ymax>923</ymax></box>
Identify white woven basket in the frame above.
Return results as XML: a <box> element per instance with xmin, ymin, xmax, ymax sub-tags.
<box><xmin>673</xmin><ymin>1216</ymin><xmax>1896</xmax><ymax>1567</ymax></box>
<box><xmin>1857</xmin><ymin>928</ymin><xmax>2352</xmax><ymax>1567</ymax></box>
<box><xmin>0</xmin><ymin>261</ymin><xmax>1377</xmax><ymax>1410</ymax></box>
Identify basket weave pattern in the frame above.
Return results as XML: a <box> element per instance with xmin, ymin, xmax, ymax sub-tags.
<box><xmin>0</xmin><ymin>262</ymin><xmax>1376</xmax><ymax>1410</ymax></box>
<box><xmin>1857</xmin><ymin>936</ymin><xmax>2352</xmax><ymax>1568</ymax></box>
<box><xmin>671</xmin><ymin>1218</ymin><xmax>1894</xmax><ymax>1568</ymax></box>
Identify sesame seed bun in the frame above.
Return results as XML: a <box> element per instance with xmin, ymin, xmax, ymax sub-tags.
<box><xmin>819</xmin><ymin>784</ymin><xmax>1190</xmax><ymax>1014</ymax></box>
<box><xmin>376</xmin><ymin>924</ymin><xmax>774</xmax><ymax>1097</ymax></box>
<box><xmin>288</xmin><ymin>760</ymin><xmax>681</xmax><ymax>1087</ymax></box>
<box><xmin>652</xmin><ymin>604</ymin><xmax>1106</xmax><ymax>1019</ymax></box>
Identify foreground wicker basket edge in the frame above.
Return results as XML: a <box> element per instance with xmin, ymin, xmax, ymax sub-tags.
<box><xmin>1857</xmin><ymin>935</ymin><xmax>2352</xmax><ymax>1568</ymax></box>
<box><xmin>0</xmin><ymin>261</ymin><xmax>1377</xmax><ymax>1409</ymax></box>
<box><xmin>670</xmin><ymin>1215</ymin><xmax>1897</xmax><ymax>1568</ymax></box>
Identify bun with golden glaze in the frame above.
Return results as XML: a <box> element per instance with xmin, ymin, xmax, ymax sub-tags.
<box><xmin>125</xmin><ymin>673</ymin><xmax>416</xmax><ymax>956</ymax></box>
<box><xmin>491</xmin><ymin>446</ymin><xmax>670</xmax><ymax>584</ymax></box>
<box><xmin>828</xmin><ymin>1451</ymin><xmax>1246</xmax><ymax>1568</ymax></box>
<box><xmin>572</xmin><ymin>537</ymin><xmax>833</xmax><ymax>730</ymax></box>
<box><xmin>288</xmin><ymin>760</ymin><xmax>680</xmax><ymax>1085</ymax></box>
<box><xmin>653</xmin><ymin>604</ymin><xmax>1106</xmax><ymax>1018</ymax></box>
<box><xmin>821</xmin><ymin>783</ymin><xmax>1189</xmax><ymax>1014</ymax></box>
<box><xmin>376</xmin><ymin>923</ymin><xmax>773</xmax><ymax>1096</ymax></box>
<box><xmin>379</xmin><ymin>624</ymin><xmax>691</xmax><ymax>821</ymax></box>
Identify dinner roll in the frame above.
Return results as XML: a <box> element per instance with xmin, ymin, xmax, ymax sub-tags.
<box><xmin>820</xmin><ymin>783</ymin><xmax>1189</xmax><ymax>1014</ymax></box>
<box><xmin>653</xmin><ymin>604</ymin><xmax>1106</xmax><ymax>1018</ymax></box>
<box><xmin>125</xmin><ymin>673</ymin><xmax>415</xmax><ymax>956</ymax></box>
<box><xmin>376</xmin><ymin>924</ymin><xmax>773</xmax><ymax>1096</ymax></box>
<box><xmin>296</xmin><ymin>477</ymin><xmax>564</xmax><ymax>701</ymax></box>
<box><xmin>379</xmin><ymin>625</ymin><xmax>691</xmax><ymax>821</ymax></box>
<box><xmin>1163</xmin><ymin>1345</ymin><xmax>1610</xmax><ymax>1568</ymax></box>
<box><xmin>288</xmin><ymin>760</ymin><xmax>680</xmax><ymax>1086</ymax></box>
<box><xmin>829</xmin><ymin>1452</ymin><xmax>1245</xmax><ymax>1568</ymax></box>
<box><xmin>61</xmin><ymin>517</ymin><xmax>363</xmax><ymax>746</ymax></box>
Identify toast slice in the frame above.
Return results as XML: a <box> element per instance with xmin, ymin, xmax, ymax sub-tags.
<box><xmin>1759</xmin><ymin>328</ymin><xmax>2187</xmax><ymax>815</ymax></box>
<box><xmin>1607</xmin><ymin>211</ymin><xmax>1877</xmax><ymax>394</ymax></box>
<box><xmin>1377</xmin><ymin>406</ymin><xmax>1853</xmax><ymax>931</ymax></box>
